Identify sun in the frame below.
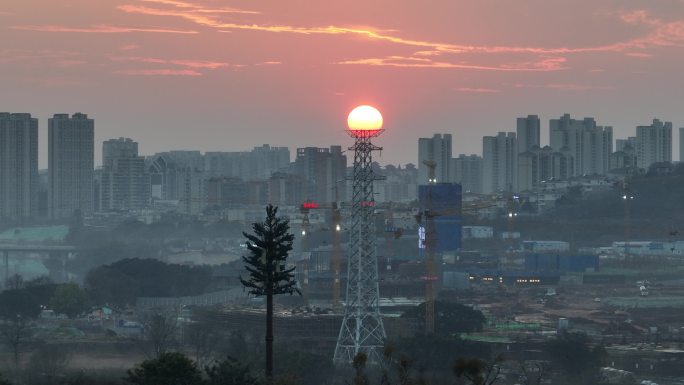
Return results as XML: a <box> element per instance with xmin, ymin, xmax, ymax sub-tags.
<box><xmin>347</xmin><ymin>105</ymin><xmax>383</xmax><ymax>132</ymax></box>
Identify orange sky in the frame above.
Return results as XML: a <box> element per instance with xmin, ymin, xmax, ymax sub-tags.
<box><xmin>2</xmin><ymin>0</ymin><xmax>684</xmax><ymax>166</ymax></box>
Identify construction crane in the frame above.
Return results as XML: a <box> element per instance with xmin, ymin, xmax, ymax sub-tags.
<box><xmin>622</xmin><ymin>181</ymin><xmax>634</xmax><ymax>256</ymax></box>
<box><xmin>419</xmin><ymin>160</ymin><xmax>439</xmax><ymax>334</ymax></box>
<box><xmin>505</xmin><ymin>194</ymin><xmax>520</xmax><ymax>253</ymax></box>
<box><xmin>331</xmin><ymin>202</ymin><xmax>343</xmax><ymax>311</ymax></box>
<box><xmin>382</xmin><ymin>201</ymin><xmax>404</xmax><ymax>286</ymax></box>
<box><xmin>299</xmin><ymin>200</ymin><xmax>344</xmax><ymax>310</ymax></box>
<box><xmin>418</xmin><ymin>160</ymin><xmax>495</xmax><ymax>334</ymax></box>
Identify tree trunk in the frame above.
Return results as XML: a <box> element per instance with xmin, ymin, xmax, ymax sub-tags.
<box><xmin>266</xmin><ymin>292</ymin><xmax>274</xmax><ymax>382</ymax></box>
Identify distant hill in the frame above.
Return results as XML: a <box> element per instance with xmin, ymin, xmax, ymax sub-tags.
<box><xmin>480</xmin><ymin>165</ymin><xmax>684</xmax><ymax>248</ymax></box>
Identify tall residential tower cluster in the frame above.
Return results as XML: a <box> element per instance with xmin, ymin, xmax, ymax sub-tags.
<box><xmin>419</xmin><ymin>114</ymin><xmax>682</xmax><ymax>195</ymax></box>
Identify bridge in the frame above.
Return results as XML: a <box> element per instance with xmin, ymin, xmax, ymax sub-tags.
<box><xmin>0</xmin><ymin>243</ymin><xmax>78</xmax><ymax>284</ymax></box>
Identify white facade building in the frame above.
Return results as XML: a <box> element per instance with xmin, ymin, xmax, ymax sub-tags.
<box><xmin>636</xmin><ymin>119</ymin><xmax>672</xmax><ymax>169</ymax></box>
<box><xmin>549</xmin><ymin>114</ymin><xmax>612</xmax><ymax>176</ymax></box>
<box><xmin>450</xmin><ymin>154</ymin><xmax>483</xmax><ymax>193</ymax></box>
<box><xmin>482</xmin><ymin>132</ymin><xmax>517</xmax><ymax>193</ymax></box>
<box><xmin>418</xmin><ymin>134</ymin><xmax>452</xmax><ymax>184</ymax></box>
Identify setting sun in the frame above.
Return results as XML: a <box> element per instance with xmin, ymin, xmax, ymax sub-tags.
<box><xmin>347</xmin><ymin>105</ymin><xmax>383</xmax><ymax>132</ymax></box>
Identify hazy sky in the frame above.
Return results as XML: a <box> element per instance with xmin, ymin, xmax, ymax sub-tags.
<box><xmin>2</xmin><ymin>0</ymin><xmax>684</xmax><ymax>167</ymax></box>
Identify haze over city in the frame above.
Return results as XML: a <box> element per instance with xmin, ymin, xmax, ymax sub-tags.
<box><xmin>3</xmin><ymin>1</ymin><xmax>684</xmax><ymax>385</ymax></box>
<box><xmin>2</xmin><ymin>0</ymin><xmax>684</xmax><ymax>166</ymax></box>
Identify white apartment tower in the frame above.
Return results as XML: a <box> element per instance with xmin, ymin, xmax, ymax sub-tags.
<box><xmin>482</xmin><ymin>132</ymin><xmax>517</xmax><ymax>193</ymax></box>
<box><xmin>100</xmin><ymin>138</ymin><xmax>150</xmax><ymax>211</ymax></box>
<box><xmin>517</xmin><ymin>146</ymin><xmax>574</xmax><ymax>192</ymax></box>
<box><xmin>549</xmin><ymin>114</ymin><xmax>612</xmax><ymax>176</ymax></box>
<box><xmin>449</xmin><ymin>154</ymin><xmax>483</xmax><ymax>193</ymax></box>
<box><xmin>635</xmin><ymin>119</ymin><xmax>672</xmax><ymax>169</ymax></box>
<box><xmin>48</xmin><ymin>113</ymin><xmax>95</xmax><ymax>220</ymax></box>
<box><xmin>418</xmin><ymin>134</ymin><xmax>452</xmax><ymax>184</ymax></box>
<box><xmin>0</xmin><ymin>113</ymin><xmax>39</xmax><ymax>220</ymax></box>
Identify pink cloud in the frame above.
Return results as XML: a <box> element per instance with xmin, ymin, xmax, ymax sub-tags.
<box><xmin>170</xmin><ymin>60</ymin><xmax>229</xmax><ymax>69</ymax></box>
<box><xmin>114</xmin><ymin>68</ymin><xmax>202</xmax><ymax>76</ymax></box>
<box><xmin>624</xmin><ymin>52</ymin><xmax>654</xmax><ymax>58</ymax></box>
<box><xmin>118</xmin><ymin>2</ymin><xmax>684</xmax><ymax>56</ymax></box>
<box><xmin>456</xmin><ymin>87</ymin><xmax>502</xmax><ymax>93</ymax></box>
<box><xmin>115</xmin><ymin>0</ymin><xmax>684</xmax><ymax>81</ymax></box>
<box><xmin>514</xmin><ymin>83</ymin><xmax>613</xmax><ymax>91</ymax></box>
<box><xmin>23</xmin><ymin>77</ymin><xmax>98</xmax><ymax>87</ymax></box>
<box><xmin>109</xmin><ymin>55</ymin><xmax>230</xmax><ymax>70</ymax></box>
<box><xmin>11</xmin><ymin>24</ymin><xmax>198</xmax><ymax>34</ymax></box>
<box><xmin>55</xmin><ymin>59</ymin><xmax>88</xmax><ymax>67</ymax></box>
<box><xmin>0</xmin><ymin>49</ymin><xmax>81</xmax><ymax>64</ymax></box>
<box><xmin>337</xmin><ymin>55</ymin><xmax>567</xmax><ymax>72</ymax></box>
<box><xmin>620</xmin><ymin>10</ymin><xmax>654</xmax><ymax>25</ymax></box>
<box><xmin>119</xmin><ymin>44</ymin><xmax>141</xmax><ymax>51</ymax></box>
<box><xmin>140</xmin><ymin>0</ymin><xmax>259</xmax><ymax>14</ymax></box>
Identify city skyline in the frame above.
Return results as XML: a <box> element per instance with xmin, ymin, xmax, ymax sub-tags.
<box><xmin>2</xmin><ymin>0</ymin><xmax>684</xmax><ymax>167</ymax></box>
<box><xmin>3</xmin><ymin>111</ymin><xmax>684</xmax><ymax>171</ymax></box>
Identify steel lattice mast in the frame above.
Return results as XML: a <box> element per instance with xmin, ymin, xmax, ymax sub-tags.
<box><xmin>333</xmin><ymin>125</ymin><xmax>386</xmax><ymax>365</ymax></box>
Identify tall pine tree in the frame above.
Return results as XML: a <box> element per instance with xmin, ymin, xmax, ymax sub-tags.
<box><xmin>240</xmin><ymin>204</ymin><xmax>299</xmax><ymax>381</ymax></box>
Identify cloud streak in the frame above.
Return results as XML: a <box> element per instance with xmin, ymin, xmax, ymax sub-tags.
<box><xmin>118</xmin><ymin>2</ymin><xmax>684</xmax><ymax>56</ymax></box>
<box><xmin>337</xmin><ymin>56</ymin><xmax>567</xmax><ymax>72</ymax></box>
<box><xmin>456</xmin><ymin>87</ymin><xmax>502</xmax><ymax>93</ymax></box>
<box><xmin>114</xmin><ymin>68</ymin><xmax>202</xmax><ymax>76</ymax></box>
<box><xmin>109</xmin><ymin>55</ymin><xmax>230</xmax><ymax>69</ymax></box>
<box><xmin>514</xmin><ymin>83</ymin><xmax>613</xmax><ymax>91</ymax></box>
<box><xmin>0</xmin><ymin>49</ymin><xmax>82</xmax><ymax>64</ymax></box>
<box><xmin>140</xmin><ymin>0</ymin><xmax>259</xmax><ymax>14</ymax></box>
<box><xmin>112</xmin><ymin>1</ymin><xmax>684</xmax><ymax>74</ymax></box>
<box><xmin>23</xmin><ymin>77</ymin><xmax>98</xmax><ymax>87</ymax></box>
<box><xmin>11</xmin><ymin>24</ymin><xmax>198</xmax><ymax>34</ymax></box>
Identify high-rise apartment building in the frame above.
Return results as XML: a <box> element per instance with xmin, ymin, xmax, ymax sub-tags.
<box><xmin>0</xmin><ymin>113</ymin><xmax>39</xmax><ymax>220</ymax></box>
<box><xmin>204</xmin><ymin>145</ymin><xmax>290</xmax><ymax>181</ymax></box>
<box><xmin>517</xmin><ymin>115</ymin><xmax>541</xmax><ymax>154</ymax></box>
<box><xmin>268</xmin><ymin>172</ymin><xmax>305</xmax><ymax>206</ymax></box>
<box><xmin>294</xmin><ymin>145</ymin><xmax>347</xmax><ymax>203</ymax></box>
<box><xmin>251</xmin><ymin>144</ymin><xmax>290</xmax><ymax>180</ymax></box>
<box><xmin>147</xmin><ymin>151</ymin><xmax>205</xmax><ymax>215</ymax></box>
<box><xmin>418</xmin><ymin>134</ymin><xmax>452</xmax><ymax>184</ymax></box>
<box><xmin>374</xmin><ymin>164</ymin><xmax>418</xmax><ymax>202</ymax></box>
<box><xmin>100</xmin><ymin>138</ymin><xmax>150</xmax><ymax>211</ymax></box>
<box><xmin>482</xmin><ymin>132</ymin><xmax>517</xmax><ymax>193</ymax></box>
<box><xmin>616</xmin><ymin>137</ymin><xmax>637</xmax><ymax>152</ymax></box>
<box><xmin>549</xmin><ymin>114</ymin><xmax>612</xmax><ymax>176</ymax></box>
<box><xmin>517</xmin><ymin>146</ymin><xmax>574</xmax><ymax>192</ymax></box>
<box><xmin>635</xmin><ymin>119</ymin><xmax>672</xmax><ymax>169</ymax></box>
<box><xmin>680</xmin><ymin>127</ymin><xmax>684</xmax><ymax>162</ymax></box>
<box><xmin>449</xmin><ymin>154</ymin><xmax>483</xmax><ymax>193</ymax></box>
<box><xmin>48</xmin><ymin>113</ymin><xmax>94</xmax><ymax>220</ymax></box>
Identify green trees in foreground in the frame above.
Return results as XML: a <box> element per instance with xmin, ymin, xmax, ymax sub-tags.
<box><xmin>125</xmin><ymin>353</ymin><xmax>259</xmax><ymax>385</ymax></box>
<box><xmin>49</xmin><ymin>283</ymin><xmax>87</xmax><ymax>319</ymax></box>
<box><xmin>240</xmin><ymin>204</ymin><xmax>299</xmax><ymax>381</ymax></box>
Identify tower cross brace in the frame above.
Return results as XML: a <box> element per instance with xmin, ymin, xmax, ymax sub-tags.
<box><xmin>333</xmin><ymin>129</ymin><xmax>386</xmax><ymax>365</ymax></box>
